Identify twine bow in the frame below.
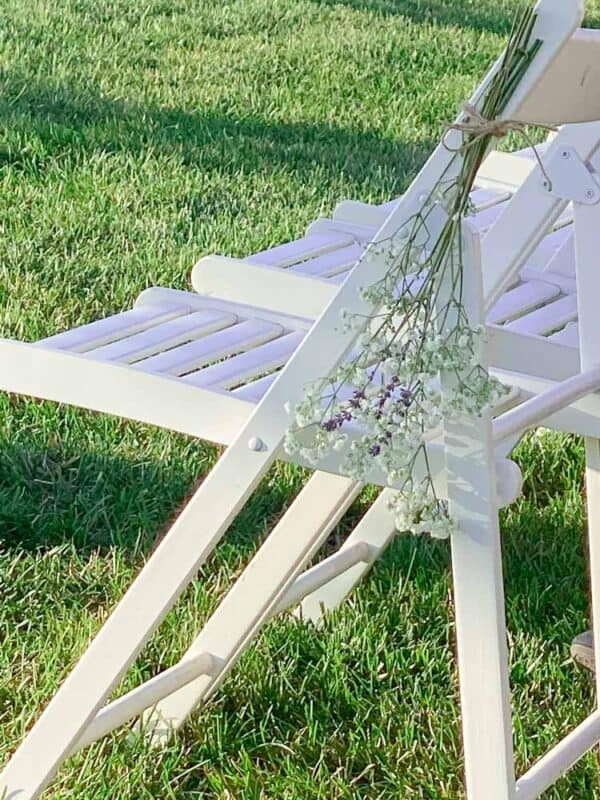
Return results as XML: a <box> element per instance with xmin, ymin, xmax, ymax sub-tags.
<box><xmin>445</xmin><ymin>102</ymin><xmax>557</xmax><ymax>189</ymax></box>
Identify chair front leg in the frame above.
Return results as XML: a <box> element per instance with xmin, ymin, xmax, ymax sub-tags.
<box><xmin>446</xmin><ymin>416</ymin><xmax>516</xmax><ymax>800</ymax></box>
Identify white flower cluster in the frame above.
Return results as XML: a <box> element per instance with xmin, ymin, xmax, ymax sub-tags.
<box><xmin>284</xmin><ymin>177</ymin><xmax>509</xmax><ymax>540</ymax></box>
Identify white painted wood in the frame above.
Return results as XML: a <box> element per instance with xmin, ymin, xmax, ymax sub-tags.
<box><xmin>525</xmin><ymin>227</ymin><xmax>573</xmax><ymax>271</ymax></box>
<box><xmin>184</xmin><ymin>331</ymin><xmax>304</xmax><ymax>389</ymax></box>
<box><xmin>136</xmin><ymin>286</ymin><xmax>314</xmax><ymax>332</ymax></box>
<box><xmin>487</xmin><ymin>325</ymin><xmax>580</xmax><ymax>382</ymax></box>
<box><xmin>273</xmin><ymin>542</ymin><xmax>372</xmax><ymax>616</ymax></box>
<box><xmin>142</xmin><ymin>472</ymin><xmax>362</xmax><ymax>742</ymax></box>
<box><xmin>36</xmin><ymin>303</ymin><xmax>191</xmax><ymax>352</ymax></box>
<box><xmin>572</xmin><ymin>202</ymin><xmax>600</xmax><ymax>704</ymax></box>
<box><xmin>491</xmin><ymin>367</ymin><xmax>600</xmax><ymax>439</ymax></box>
<box><xmin>549</xmin><ymin>322</ymin><xmax>579</xmax><ymax>347</ymax></box>
<box><xmin>0</xmin><ymin>339</ymin><xmax>254</xmax><ymax>445</ymax></box>
<box><xmin>468</xmin><ymin>201</ymin><xmax>509</xmax><ymax>232</ymax></box>
<box><xmin>448</xmin><ymin>416</ymin><xmax>516</xmax><ymax>800</ymax></box>
<box><xmin>493</xmin><ymin>365</ymin><xmax>600</xmax><ymax>443</ymax></box>
<box><xmin>191</xmin><ymin>256</ymin><xmax>336</xmax><ymax>319</ymax></box>
<box><xmin>0</xmin><ymin>5</ymin><xmax>587</xmax><ymax>796</ymax></box>
<box><xmin>246</xmin><ymin>231</ymin><xmax>355</xmax><ymax>267</ymax></box>
<box><xmin>483</xmin><ymin>122</ymin><xmax>600</xmax><ymax>308</ymax></box>
<box><xmin>515</xmin><ymin>28</ymin><xmax>600</xmax><ymax>124</ymax></box>
<box><xmin>71</xmin><ymin>651</ymin><xmax>220</xmax><ymax>754</ymax></box>
<box><xmin>290</xmin><ymin>242</ymin><xmax>365</xmax><ymax>278</ymax></box>
<box><xmin>86</xmin><ymin>310</ymin><xmax>237</xmax><ymax>364</ymax></box>
<box><xmin>306</xmin><ymin>216</ymin><xmax>375</xmax><ymax>243</ymax></box>
<box><xmin>543</xmin><ymin>231</ymin><xmax>575</xmax><ymax>278</ymax></box>
<box><xmin>505</xmin><ymin>294</ymin><xmax>578</xmax><ymax>335</ymax></box>
<box><xmin>299</xmin><ymin>488</ymin><xmax>397</xmax><ymax>623</ymax></box>
<box><xmin>133</xmin><ymin>319</ymin><xmax>282</xmax><ymax>377</ymax></box>
<box><xmin>515</xmin><ymin>711</ymin><xmax>600</xmax><ymax>800</ymax></box>
<box><xmin>487</xmin><ymin>281</ymin><xmax>561</xmax><ymax>325</ymax></box>
<box><xmin>445</xmin><ymin>224</ymin><xmax>515</xmax><ymax>800</ymax></box>
<box><xmin>232</xmin><ymin>372</ymin><xmax>278</xmax><ymax>402</ymax></box>
<box><xmin>475</xmin><ymin>150</ymin><xmax>537</xmax><ymax>192</ymax></box>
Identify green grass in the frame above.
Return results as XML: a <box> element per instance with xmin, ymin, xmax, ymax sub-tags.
<box><xmin>1</xmin><ymin>0</ymin><xmax>600</xmax><ymax>796</ymax></box>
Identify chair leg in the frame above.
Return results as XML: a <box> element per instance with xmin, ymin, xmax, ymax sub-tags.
<box><xmin>298</xmin><ymin>488</ymin><xmax>397</xmax><ymax>623</ymax></box>
<box><xmin>142</xmin><ymin>471</ymin><xmax>361</xmax><ymax>744</ymax></box>
<box><xmin>446</xmin><ymin>417</ymin><xmax>516</xmax><ymax>800</ymax></box>
<box><xmin>584</xmin><ymin>439</ymin><xmax>600</xmax><ymax>687</ymax></box>
<box><xmin>0</xmin><ymin>434</ymin><xmax>279</xmax><ymax>800</ymax></box>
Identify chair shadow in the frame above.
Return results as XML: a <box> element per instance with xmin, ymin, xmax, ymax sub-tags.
<box><xmin>308</xmin><ymin>0</ymin><xmax>516</xmax><ymax>34</ymax></box>
<box><xmin>0</xmin><ymin>69</ymin><xmax>434</xmax><ymax>202</ymax></box>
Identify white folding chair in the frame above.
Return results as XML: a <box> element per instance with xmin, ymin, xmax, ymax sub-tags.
<box><xmin>3</xmin><ymin>2</ymin><xmax>600</xmax><ymax>798</ymax></box>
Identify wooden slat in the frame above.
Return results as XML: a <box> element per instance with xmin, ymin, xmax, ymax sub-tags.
<box><xmin>185</xmin><ymin>331</ymin><xmax>304</xmax><ymax>389</ymax></box>
<box><xmin>134</xmin><ymin>319</ymin><xmax>282</xmax><ymax>376</ymax></box>
<box><xmin>246</xmin><ymin>232</ymin><xmax>354</xmax><ymax>268</ymax></box>
<box><xmin>505</xmin><ymin>294</ymin><xmax>578</xmax><ymax>336</ymax></box>
<box><xmin>470</xmin><ymin>187</ymin><xmax>511</xmax><ymax>211</ymax></box>
<box><xmin>487</xmin><ymin>280</ymin><xmax>561</xmax><ymax>324</ymax></box>
<box><xmin>232</xmin><ymin>372</ymin><xmax>279</xmax><ymax>402</ymax></box>
<box><xmin>526</xmin><ymin>227</ymin><xmax>573</xmax><ymax>270</ymax></box>
<box><xmin>36</xmin><ymin>304</ymin><xmax>190</xmax><ymax>353</ymax></box>
<box><xmin>543</xmin><ymin>232</ymin><xmax>575</xmax><ymax>278</ymax></box>
<box><xmin>86</xmin><ymin>310</ymin><xmax>237</xmax><ymax>363</ymax></box>
<box><xmin>290</xmin><ymin>243</ymin><xmax>364</xmax><ymax>278</ymax></box>
<box><xmin>468</xmin><ymin>201</ymin><xmax>508</xmax><ymax>232</ymax></box>
<box><xmin>549</xmin><ymin>322</ymin><xmax>580</xmax><ymax>348</ymax></box>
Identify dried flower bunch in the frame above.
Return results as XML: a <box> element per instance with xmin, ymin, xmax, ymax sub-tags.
<box><xmin>285</xmin><ymin>8</ymin><xmax>542</xmax><ymax>539</ymax></box>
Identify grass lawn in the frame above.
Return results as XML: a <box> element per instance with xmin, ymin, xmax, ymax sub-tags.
<box><xmin>2</xmin><ymin>0</ymin><xmax>600</xmax><ymax>797</ymax></box>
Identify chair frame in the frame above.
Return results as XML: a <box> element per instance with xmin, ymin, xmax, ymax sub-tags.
<box><xmin>3</xmin><ymin>2</ymin><xmax>600</xmax><ymax>798</ymax></box>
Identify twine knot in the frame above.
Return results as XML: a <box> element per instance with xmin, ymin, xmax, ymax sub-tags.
<box><xmin>445</xmin><ymin>102</ymin><xmax>557</xmax><ymax>188</ymax></box>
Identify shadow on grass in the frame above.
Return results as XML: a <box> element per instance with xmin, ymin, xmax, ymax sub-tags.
<box><xmin>309</xmin><ymin>0</ymin><xmax>517</xmax><ymax>34</ymax></box>
<box><xmin>0</xmin><ymin>70</ymin><xmax>433</xmax><ymax>200</ymax></box>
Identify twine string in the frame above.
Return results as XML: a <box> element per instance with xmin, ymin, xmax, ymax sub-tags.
<box><xmin>445</xmin><ymin>102</ymin><xmax>557</xmax><ymax>189</ymax></box>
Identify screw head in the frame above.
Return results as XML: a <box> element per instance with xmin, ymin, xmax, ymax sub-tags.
<box><xmin>586</xmin><ymin>189</ymin><xmax>596</xmax><ymax>200</ymax></box>
<box><xmin>561</xmin><ymin>150</ymin><xmax>570</xmax><ymax>159</ymax></box>
<box><xmin>248</xmin><ymin>437</ymin><xmax>264</xmax><ymax>452</ymax></box>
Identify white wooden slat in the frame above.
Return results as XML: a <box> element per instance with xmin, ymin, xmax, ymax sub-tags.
<box><xmin>505</xmin><ymin>294</ymin><xmax>578</xmax><ymax>336</ymax></box>
<box><xmin>86</xmin><ymin>310</ymin><xmax>237</xmax><ymax>363</ymax></box>
<box><xmin>525</xmin><ymin>226</ymin><xmax>573</xmax><ymax>270</ymax></box>
<box><xmin>138</xmin><ymin>286</ymin><xmax>314</xmax><ymax>332</ymax></box>
<box><xmin>549</xmin><ymin>322</ymin><xmax>580</xmax><ymax>348</ymax></box>
<box><xmin>476</xmin><ymin>150</ymin><xmax>537</xmax><ymax>193</ymax></box>
<box><xmin>468</xmin><ymin>200</ymin><xmax>509</xmax><ymax>232</ymax></box>
<box><xmin>246</xmin><ymin>232</ymin><xmax>354</xmax><ymax>268</ymax></box>
<box><xmin>470</xmin><ymin>187</ymin><xmax>511</xmax><ymax>211</ymax></box>
<box><xmin>134</xmin><ymin>319</ymin><xmax>282</xmax><ymax>376</ymax></box>
<box><xmin>185</xmin><ymin>331</ymin><xmax>304</xmax><ymax>389</ymax></box>
<box><xmin>514</xmin><ymin>28</ymin><xmax>600</xmax><ymax>125</ymax></box>
<box><xmin>290</xmin><ymin>242</ymin><xmax>364</xmax><ymax>278</ymax></box>
<box><xmin>191</xmin><ymin>257</ymin><xmax>335</xmax><ymax>320</ymax></box>
<box><xmin>487</xmin><ymin>280</ymin><xmax>561</xmax><ymax>324</ymax></box>
<box><xmin>307</xmin><ymin>217</ymin><xmax>377</xmax><ymax>243</ymax></box>
<box><xmin>543</xmin><ymin>232</ymin><xmax>575</xmax><ymax>279</ymax></box>
<box><xmin>36</xmin><ymin>304</ymin><xmax>191</xmax><ymax>353</ymax></box>
<box><xmin>232</xmin><ymin>372</ymin><xmax>278</xmax><ymax>403</ymax></box>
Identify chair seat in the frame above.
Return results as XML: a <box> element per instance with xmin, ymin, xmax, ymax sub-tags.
<box><xmin>2</xmin><ymin>146</ymin><xmax>584</xmax><ymax>449</ymax></box>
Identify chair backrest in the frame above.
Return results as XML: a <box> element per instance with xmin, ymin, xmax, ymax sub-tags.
<box><xmin>515</xmin><ymin>27</ymin><xmax>600</xmax><ymax>124</ymax></box>
<box><xmin>255</xmin><ymin>0</ymin><xmax>585</xmax><ymax>446</ymax></box>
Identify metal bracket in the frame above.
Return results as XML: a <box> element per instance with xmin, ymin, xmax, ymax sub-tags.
<box><xmin>542</xmin><ymin>147</ymin><xmax>600</xmax><ymax>205</ymax></box>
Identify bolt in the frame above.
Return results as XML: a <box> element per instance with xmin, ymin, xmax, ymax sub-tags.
<box><xmin>248</xmin><ymin>437</ymin><xmax>264</xmax><ymax>452</ymax></box>
<box><xmin>586</xmin><ymin>189</ymin><xmax>596</xmax><ymax>200</ymax></box>
<box><xmin>561</xmin><ymin>150</ymin><xmax>570</xmax><ymax>159</ymax></box>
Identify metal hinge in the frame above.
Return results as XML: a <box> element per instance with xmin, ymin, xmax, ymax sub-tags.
<box><xmin>542</xmin><ymin>147</ymin><xmax>600</xmax><ymax>205</ymax></box>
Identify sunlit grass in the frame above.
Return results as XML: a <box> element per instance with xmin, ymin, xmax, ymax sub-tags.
<box><xmin>0</xmin><ymin>1</ymin><xmax>597</xmax><ymax>797</ymax></box>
